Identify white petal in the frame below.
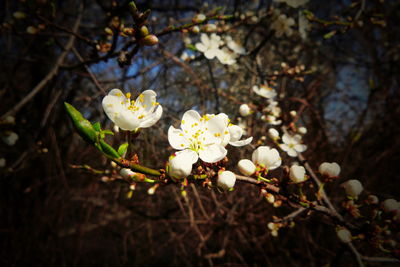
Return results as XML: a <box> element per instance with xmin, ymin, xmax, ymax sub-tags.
<box><xmin>134</xmin><ymin>90</ymin><xmax>157</xmax><ymax>113</ymax></box>
<box><xmin>168</xmin><ymin>126</ymin><xmax>190</xmax><ymax>150</ymax></box>
<box><xmin>195</xmin><ymin>43</ymin><xmax>207</xmax><ymax>53</ymax></box>
<box><xmin>139</xmin><ymin>105</ymin><xmax>163</xmax><ymax>128</ymax></box>
<box><xmin>230</xmin><ymin>137</ymin><xmax>253</xmax><ymax>147</ymax></box>
<box><xmin>176</xmin><ymin>149</ymin><xmax>199</xmax><ymax>164</ymax></box>
<box><xmin>228</xmin><ymin>125</ymin><xmax>243</xmax><ymax>142</ymax></box>
<box><xmin>294</xmin><ymin>144</ymin><xmax>307</xmax><ymax>153</ymax></box>
<box><xmin>200</xmin><ymin>33</ymin><xmax>210</xmax><ymax>46</ymax></box>
<box><xmin>181</xmin><ymin>110</ymin><xmax>202</xmax><ymax>134</ymax></box>
<box><xmin>204</xmin><ymin>48</ymin><xmax>219</xmax><ymax>59</ymax></box>
<box><xmin>199</xmin><ymin>144</ymin><xmax>227</xmax><ymax>163</ymax></box>
<box><xmin>287</xmin><ymin>148</ymin><xmax>298</xmax><ymax>157</ymax></box>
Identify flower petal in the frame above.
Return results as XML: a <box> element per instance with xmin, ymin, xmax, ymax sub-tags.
<box><xmin>168</xmin><ymin>126</ymin><xmax>190</xmax><ymax>150</ymax></box>
<box><xmin>113</xmin><ymin>109</ymin><xmax>140</xmax><ymax>131</ymax></box>
<box><xmin>195</xmin><ymin>43</ymin><xmax>207</xmax><ymax>53</ymax></box>
<box><xmin>176</xmin><ymin>149</ymin><xmax>199</xmax><ymax>164</ymax></box>
<box><xmin>294</xmin><ymin>144</ymin><xmax>307</xmax><ymax>153</ymax></box>
<box><xmin>199</xmin><ymin>144</ymin><xmax>227</xmax><ymax>163</ymax></box>
<box><xmin>200</xmin><ymin>33</ymin><xmax>210</xmax><ymax>47</ymax></box>
<box><xmin>139</xmin><ymin>105</ymin><xmax>163</xmax><ymax>128</ymax></box>
<box><xmin>230</xmin><ymin>136</ymin><xmax>253</xmax><ymax>147</ymax></box>
<box><xmin>134</xmin><ymin>90</ymin><xmax>157</xmax><ymax>113</ymax></box>
<box><xmin>181</xmin><ymin>110</ymin><xmax>202</xmax><ymax>134</ymax></box>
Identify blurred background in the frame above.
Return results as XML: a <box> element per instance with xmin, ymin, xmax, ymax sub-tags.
<box><xmin>1</xmin><ymin>0</ymin><xmax>399</xmax><ymax>266</ymax></box>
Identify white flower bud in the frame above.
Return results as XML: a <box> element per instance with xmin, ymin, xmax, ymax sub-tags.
<box><xmin>203</xmin><ymin>23</ymin><xmax>217</xmax><ymax>32</ymax></box>
<box><xmin>193</xmin><ymin>13</ymin><xmax>206</xmax><ymax>23</ymax></box>
<box><xmin>298</xmin><ymin>126</ymin><xmax>307</xmax><ymax>135</ymax></box>
<box><xmin>26</xmin><ymin>26</ymin><xmax>39</xmax><ymax>34</ymax></box>
<box><xmin>120</xmin><ymin>168</ymin><xmax>137</xmax><ymax>179</ymax></box>
<box><xmin>13</xmin><ymin>12</ymin><xmax>26</xmax><ymax>20</ymax></box>
<box><xmin>217</xmin><ymin>170</ymin><xmax>236</xmax><ymax>190</ymax></box>
<box><xmin>366</xmin><ymin>195</ymin><xmax>379</xmax><ymax>205</ymax></box>
<box><xmin>341</xmin><ymin>179</ymin><xmax>363</xmax><ymax>198</ymax></box>
<box><xmin>237</xmin><ymin>159</ymin><xmax>256</xmax><ymax>176</ymax></box>
<box><xmin>382</xmin><ymin>199</ymin><xmax>400</xmax><ymax>213</ymax></box>
<box><xmin>290</xmin><ymin>110</ymin><xmax>297</xmax><ymax>117</ymax></box>
<box><xmin>252</xmin><ymin>146</ymin><xmax>281</xmax><ymax>170</ymax></box>
<box><xmin>318</xmin><ymin>162</ymin><xmax>341</xmax><ymax>177</ymax></box>
<box><xmin>337</xmin><ymin>228</ymin><xmax>352</xmax><ymax>243</ymax></box>
<box><xmin>191</xmin><ymin>25</ymin><xmax>200</xmax><ymax>34</ymax></box>
<box><xmin>268</xmin><ymin>128</ymin><xmax>280</xmax><ymax>140</ymax></box>
<box><xmin>0</xmin><ymin>158</ymin><xmax>6</xmax><ymax>168</ymax></box>
<box><xmin>113</xmin><ymin>124</ymin><xmax>119</xmax><ymax>133</ymax></box>
<box><xmin>2</xmin><ymin>132</ymin><xmax>18</xmax><ymax>146</ymax></box>
<box><xmin>239</xmin><ymin>104</ymin><xmax>251</xmax><ymax>117</ymax></box>
<box><xmin>167</xmin><ymin>152</ymin><xmax>193</xmax><ymax>180</ymax></box>
<box><xmin>4</xmin><ymin>116</ymin><xmax>15</xmax><ymax>124</ymax></box>
<box><xmin>289</xmin><ymin>165</ymin><xmax>307</xmax><ymax>183</ymax></box>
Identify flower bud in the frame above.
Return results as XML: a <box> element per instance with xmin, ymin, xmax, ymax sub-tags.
<box><xmin>237</xmin><ymin>159</ymin><xmax>256</xmax><ymax>176</ymax></box>
<box><xmin>366</xmin><ymin>195</ymin><xmax>379</xmax><ymax>205</ymax></box>
<box><xmin>382</xmin><ymin>199</ymin><xmax>400</xmax><ymax>213</ymax></box>
<box><xmin>289</xmin><ymin>110</ymin><xmax>297</xmax><ymax>117</ymax></box>
<box><xmin>298</xmin><ymin>126</ymin><xmax>307</xmax><ymax>135</ymax></box>
<box><xmin>217</xmin><ymin>170</ymin><xmax>236</xmax><ymax>190</ymax></box>
<box><xmin>26</xmin><ymin>26</ymin><xmax>39</xmax><ymax>35</ymax></box>
<box><xmin>203</xmin><ymin>23</ymin><xmax>217</xmax><ymax>32</ymax></box>
<box><xmin>139</xmin><ymin>34</ymin><xmax>159</xmax><ymax>46</ymax></box>
<box><xmin>139</xmin><ymin>25</ymin><xmax>149</xmax><ymax>36</ymax></box>
<box><xmin>191</xmin><ymin>25</ymin><xmax>200</xmax><ymax>34</ymax></box>
<box><xmin>2</xmin><ymin>131</ymin><xmax>19</xmax><ymax>146</ymax></box>
<box><xmin>289</xmin><ymin>165</ymin><xmax>307</xmax><ymax>183</ymax></box>
<box><xmin>0</xmin><ymin>158</ymin><xmax>6</xmax><ymax>168</ymax></box>
<box><xmin>337</xmin><ymin>228</ymin><xmax>352</xmax><ymax>243</ymax></box>
<box><xmin>13</xmin><ymin>12</ymin><xmax>26</xmax><ymax>20</ymax></box>
<box><xmin>120</xmin><ymin>168</ymin><xmax>137</xmax><ymax>179</ymax></box>
<box><xmin>239</xmin><ymin>104</ymin><xmax>251</xmax><ymax>117</ymax></box>
<box><xmin>341</xmin><ymin>179</ymin><xmax>363</xmax><ymax>198</ymax></box>
<box><xmin>318</xmin><ymin>162</ymin><xmax>340</xmax><ymax>177</ymax></box>
<box><xmin>193</xmin><ymin>13</ymin><xmax>206</xmax><ymax>23</ymax></box>
<box><xmin>252</xmin><ymin>146</ymin><xmax>281</xmax><ymax>170</ymax></box>
<box><xmin>268</xmin><ymin>128</ymin><xmax>280</xmax><ymax>140</ymax></box>
<box><xmin>167</xmin><ymin>152</ymin><xmax>193</xmax><ymax>180</ymax></box>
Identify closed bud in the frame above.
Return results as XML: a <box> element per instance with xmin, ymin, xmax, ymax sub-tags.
<box><xmin>104</xmin><ymin>27</ymin><xmax>113</xmax><ymax>35</ymax></box>
<box><xmin>167</xmin><ymin>152</ymin><xmax>194</xmax><ymax>181</ymax></box>
<box><xmin>341</xmin><ymin>179</ymin><xmax>363</xmax><ymax>198</ymax></box>
<box><xmin>319</xmin><ymin>162</ymin><xmax>341</xmax><ymax>177</ymax></box>
<box><xmin>382</xmin><ymin>199</ymin><xmax>400</xmax><ymax>213</ymax></box>
<box><xmin>337</xmin><ymin>228</ymin><xmax>352</xmax><ymax>243</ymax></box>
<box><xmin>239</xmin><ymin>104</ymin><xmax>251</xmax><ymax>117</ymax></box>
<box><xmin>252</xmin><ymin>146</ymin><xmax>281</xmax><ymax>170</ymax></box>
<box><xmin>191</xmin><ymin>25</ymin><xmax>200</xmax><ymax>33</ymax></box>
<box><xmin>298</xmin><ymin>126</ymin><xmax>307</xmax><ymax>135</ymax></box>
<box><xmin>289</xmin><ymin>165</ymin><xmax>307</xmax><ymax>183</ymax></box>
<box><xmin>139</xmin><ymin>25</ymin><xmax>149</xmax><ymax>36</ymax></box>
<box><xmin>13</xmin><ymin>12</ymin><xmax>26</xmax><ymax>20</ymax></box>
<box><xmin>268</xmin><ymin>128</ymin><xmax>280</xmax><ymax>140</ymax></box>
<box><xmin>237</xmin><ymin>159</ymin><xmax>256</xmax><ymax>176</ymax></box>
<box><xmin>26</xmin><ymin>26</ymin><xmax>39</xmax><ymax>34</ymax></box>
<box><xmin>217</xmin><ymin>170</ymin><xmax>236</xmax><ymax>190</ymax></box>
<box><xmin>193</xmin><ymin>13</ymin><xmax>206</xmax><ymax>23</ymax></box>
<box><xmin>139</xmin><ymin>34</ymin><xmax>159</xmax><ymax>46</ymax></box>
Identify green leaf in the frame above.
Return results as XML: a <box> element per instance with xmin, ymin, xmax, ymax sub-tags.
<box><xmin>118</xmin><ymin>142</ymin><xmax>129</xmax><ymax>156</ymax></box>
<box><xmin>102</xmin><ymin>130</ymin><xmax>114</xmax><ymax>136</ymax></box>
<box><xmin>93</xmin><ymin>122</ymin><xmax>101</xmax><ymax>131</ymax></box>
<box><xmin>99</xmin><ymin>140</ymin><xmax>120</xmax><ymax>159</ymax></box>
<box><xmin>324</xmin><ymin>30</ymin><xmax>337</xmax><ymax>39</ymax></box>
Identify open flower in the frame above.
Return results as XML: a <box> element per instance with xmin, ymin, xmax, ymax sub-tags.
<box><xmin>271</xmin><ymin>14</ymin><xmax>296</xmax><ymax>38</ymax></box>
<box><xmin>280</xmin><ymin>133</ymin><xmax>307</xmax><ymax>157</ymax></box>
<box><xmin>216</xmin><ymin>48</ymin><xmax>237</xmax><ymax>65</ymax></box>
<box><xmin>225</xmin><ymin>36</ymin><xmax>247</xmax><ymax>55</ymax></box>
<box><xmin>102</xmin><ymin>89</ymin><xmax>162</xmax><ymax>131</ymax></box>
<box><xmin>195</xmin><ymin>33</ymin><xmax>222</xmax><ymax>59</ymax></box>
<box><xmin>168</xmin><ymin>110</ymin><xmax>252</xmax><ymax>163</ymax></box>
<box><xmin>252</xmin><ymin>146</ymin><xmax>281</xmax><ymax>170</ymax></box>
<box><xmin>253</xmin><ymin>84</ymin><xmax>277</xmax><ymax>99</ymax></box>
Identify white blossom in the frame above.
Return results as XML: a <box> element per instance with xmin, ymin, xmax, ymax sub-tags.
<box><xmin>168</xmin><ymin>110</ymin><xmax>252</xmax><ymax>163</ymax></box>
<box><xmin>341</xmin><ymin>179</ymin><xmax>363</xmax><ymax>198</ymax></box>
<box><xmin>298</xmin><ymin>11</ymin><xmax>310</xmax><ymax>40</ymax></box>
<box><xmin>120</xmin><ymin>168</ymin><xmax>137</xmax><ymax>179</ymax></box>
<box><xmin>274</xmin><ymin>0</ymin><xmax>309</xmax><ymax>9</ymax></box>
<box><xmin>0</xmin><ymin>158</ymin><xmax>5</xmax><ymax>168</ymax></box>
<box><xmin>253</xmin><ymin>84</ymin><xmax>277</xmax><ymax>99</ymax></box>
<box><xmin>225</xmin><ymin>36</ymin><xmax>247</xmax><ymax>55</ymax></box>
<box><xmin>289</xmin><ymin>165</ymin><xmax>307</xmax><ymax>183</ymax></box>
<box><xmin>252</xmin><ymin>146</ymin><xmax>282</xmax><ymax>170</ymax></box>
<box><xmin>237</xmin><ymin>159</ymin><xmax>256</xmax><ymax>176</ymax></box>
<box><xmin>195</xmin><ymin>33</ymin><xmax>222</xmax><ymax>59</ymax></box>
<box><xmin>268</xmin><ymin>128</ymin><xmax>280</xmax><ymax>140</ymax></box>
<box><xmin>216</xmin><ymin>48</ymin><xmax>237</xmax><ymax>65</ymax></box>
<box><xmin>271</xmin><ymin>14</ymin><xmax>295</xmax><ymax>38</ymax></box>
<box><xmin>203</xmin><ymin>23</ymin><xmax>217</xmax><ymax>32</ymax></box>
<box><xmin>382</xmin><ymin>199</ymin><xmax>400</xmax><ymax>213</ymax></box>
<box><xmin>217</xmin><ymin>170</ymin><xmax>236</xmax><ymax>190</ymax></box>
<box><xmin>167</xmin><ymin>151</ymin><xmax>194</xmax><ymax>180</ymax></box>
<box><xmin>262</xmin><ymin>115</ymin><xmax>282</xmax><ymax>125</ymax></box>
<box><xmin>337</xmin><ymin>228</ymin><xmax>352</xmax><ymax>243</ymax></box>
<box><xmin>319</xmin><ymin>162</ymin><xmax>341</xmax><ymax>177</ymax></box>
<box><xmin>239</xmin><ymin>104</ymin><xmax>252</xmax><ymax>117</ymax></box>
<box><xmin>280</xmin><ymin>133</ymin><xmax>307</xmax><ymax>157</ymax></box>
<box><xmin>102</xmin><ymin>89</ymin><xmax>163</xmax><ymax>131</ymax></box>
<box><xmin>2</xmin><ymin>132</ymin><xmax>19</xmax><ymax>146</ymax></box>
<box><xmin>298</xmin><ymin>126</ymin><xmax>307</xmax><ymax>135</ymax></box>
